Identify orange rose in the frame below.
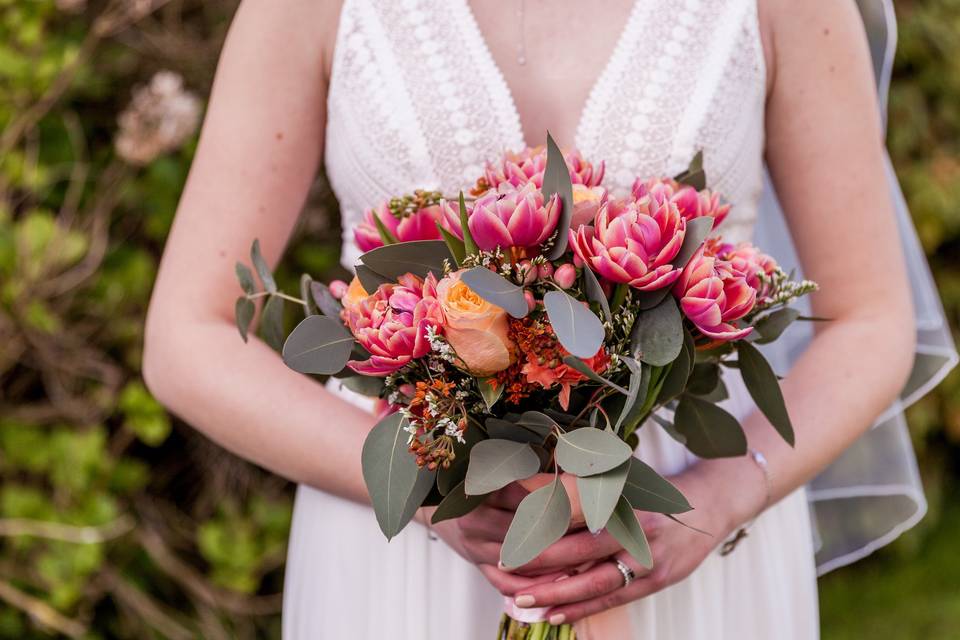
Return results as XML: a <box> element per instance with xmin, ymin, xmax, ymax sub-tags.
<box><xmin>341</xmin><ymin>276</ymin><xmax>370</xmax><ymax>310</ymax></box>
<box><xmin>436</xmin><ymin>270</ymin><xmax>515</xmax><ymax>376</ymax></box>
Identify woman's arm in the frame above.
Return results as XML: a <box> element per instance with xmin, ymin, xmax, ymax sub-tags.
<box><xmin>509</xmin><ymin>0</ymin><xmax>917</xmax><ymax>623</ymax></box>
<box><xmin>142</xmin><ymin>0</ymin><xmax>380</xmax><ymax>502</ymax></box>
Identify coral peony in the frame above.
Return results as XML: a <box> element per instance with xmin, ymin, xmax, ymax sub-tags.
<box><xmin>342</xmin><ymin>273</ymin><xmax>443</xmax><ymax>376</ymax></box>
<box><xmin>672</xmin><ymin>247</ymin><xmax>756</xmax><ymax>341</ymax></box>
<box><xmin>707</xmin><ymin>239</ymin><xmax>778</xmax><ymax>299</ymax></box>
<box><xmin>436</xmin><ymin>270</ymin><xmax>515</xmax><ymax>376</ymax></box>
<box><xmin>569</xmin><ymin>191</ymin><xmax>686</xmax><ymax>290</ymax></box>
<box><xmin>632</xmin><ymin>177</ymin><xmax>731</xmax><ymax>229</ymax></box>
<box><xmin>442</xmin><ymin>182</ymin><xmax>561</xmax><ymax>252</ymax></box>
<box><xmin>481</xmin><ymin>147</ymin><xmax>605</xmax><ymax>192</ymax></box>
<box><xmin>354</xmin><ymin>202</ymin><xmax>443</xmax><ymax>252</ymax></box>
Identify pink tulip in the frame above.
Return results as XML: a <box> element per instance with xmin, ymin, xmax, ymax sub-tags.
<box><xmin>342</xmin><ymin>273</ymin><xmax>444</xmax><ymax>376</ymax></box>
<box><xmin>482</xmin><ymin>147</ymin><xmax>605</xmax><ymax>192</ymax></box>
<box><xmin>707</xmin><ymin>239</ymin><xmax>778</xmax><ymax>299</ymax></box>
<box><xmin>354</xmin><ymin>203</ymin><xmax>443</xmax><ymax>252</ymax></box>
<box><xmin>632</xmin><ymin>178</ymin><xmax>731</xmax><ymax>229</ymax></box>
<box><xmin>569</xmin><ymin>192</ymin><xmax>686</xmax><ymax>291</ymax></box>
<box><xmin>441</xmin><ymin>183</ymin><xmax>561</xmax><ymax>252</ymax></box>
<box><xmin>672</xmin><ymin>247</ymin><xmax>756</xmax><ymax>341</ymax></box>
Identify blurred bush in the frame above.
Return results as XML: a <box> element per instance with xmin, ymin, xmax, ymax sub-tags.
<box><xmin>0</xmin><ymin>0</ymin><xmax>956</xmax><ymax>638</ymax></box>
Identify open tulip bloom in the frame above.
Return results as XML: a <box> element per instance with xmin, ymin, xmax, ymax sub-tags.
<box><xmin>233</xmin><ymin>134</ymin><xmax>818</xmax><ymax>640</ymax></box>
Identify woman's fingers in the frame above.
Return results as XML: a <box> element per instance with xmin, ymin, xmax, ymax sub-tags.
<box><xmin>486</xmin><ymin>483</ymin><xmax>529</xmax><ymax>510</ymax></box>
<box><xmin>546</xmin><ymin>570</ymin><xmax>666</xmax><ymax>625</ymax></box>
<box><xmin>509</xmin><ymin>530</ymin><xmax>622</xmax><ymax>576</ymax></box>
<box><xmin>478</xmin><ymin>564</ymin><xmax>571</xmax><ymax>597</ymax></box>
<box><xmin>512</xmin><ymin>553</ymin><xmax>650</xmax><ymax>609</ymax></box>
<box><xmin>458</xmin><ymin>505</ymin><xmax>514</xmax><ymax>541</ymax></box>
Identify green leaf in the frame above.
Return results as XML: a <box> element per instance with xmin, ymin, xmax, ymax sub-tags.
<box><xmin>235</xmin><ymin>262</ymin><xmax>256</xmax><ymax>295</ymax></box>
<box><xmin>556</xmin><ymin>428</ymin><xmax>633</xmax><ymax>476</ymax></box>
<box><xmin>543</xmin><ymin>290</ymin><xmax>604</xmax><ymax>359</ymax></box>
<box><xmin>687</xmin><ymin>362</ymin><xmax>721</xmax><ymax>396</ymax></box>
<box><xmin>464</xmin><ymin>440</ymin><xmax>541</xmax><ymax>495</ymax></box>
<box><xmin>460</xmin><ymin>267</ymin><xmax>529</xmax><ymax>318</ymax></box>
<box><xmin>630</xmin><ymin>296</ymin><xmax>683</xmax><ymax>366</ymax></box>
<box><xmin>622</xmin><ymin>458</ymin><xmax>692</xmax><ymax>514</ymax></box>
<box><xmin>437</xmin><ymin>425</ymin><xmax>481</xmax><ymax>496</ymax></box>
<box><xmin>657</xmin><ymin>329</ymin><xmax>694</xmax><ymax>402</ymax></box>
<box><xmin>577</xmin><ymin>461</ymin><xmax>629</xmax><ymax>533</ymax></box>
<box><xmin>436</xmin><ymin>221</ymin><xmax>466</xmax><ymax>267</ymax></box>
<box><xmin>234</xmin><ymin>297</ymin><xmax>254</xmax><ymax>343</ymax></box>
<box><xmin>458</xmin><ymin>191</ymin><xmax>480</xmax><ymax>257</ymax></box>
<box><xmin>581</xmin><ymin>265</ymin><xmax>612</xmax><ymax>324</ymax></box>
<box><xmin>361</xmin><ymin>413</ymin><xmax>422</xmax><ymax>540</ymax></box>
<box><xmin>561</xmin><ymin>356</ymin><xmax>629</xmax><ymax>395</ymax></box>
<box><xmin>673</xmin><ymin>394</ymin><xmax>747</xmax><ymax>458</ymax></box>
<box><xmin>281</xmin><ymin>315</ymin><xmax>355</xmax><ymax>375</ymax></box>
<box><xmin>501</xmin><ymin>478</ymin><xmax>571</xmax><ymax>568</ymax></box>
<box><xmin>543</xmin><ymin>133</ymin><xmax>575</xmax><ymax>260</ymax></box>
<box><xmin>651</xmin><ymin>412</ymin><xmax>687</xmax><ymax>445</ymax></box>
<box><xmin>615</xmin><ymin>356</ymin><xmax>648</xmax><ymax>432</ymax></box>
<box><xmin>250</xmin><ymin>239</ymin><xmax>277</xmax><ymax>294</ymax></box>
<box><xmin>514</xmin><ymin>412</ymin><xmax>560</xmax><ymax>439</ymax></box>
<box><xmin>310</xmin><ymin>281</ymin><xmax>343</xmax><ymax>319</ymax></box>
<box><xmin>372</xmin><ymin>212</ymin><xmax>398</xmax><ymax>245</ymax></box>
<box><xmin>338</xmin><ymin>375</ymin><xmax>385</xmax><ymax>397</ymax></box>
<box><xmin>431</xmin><ymin>480</ymin><xmax>486</xmax><ymax>524</ymax></box>
<box><xmin>478</xmin><ymin>378</ymin><xmax>503</xmax><ymax>412</ymax></box>
<box><xmin>355</xmin><ymin>264</ymin><xmax>390</xmax><ymax>293</ymax></box>
<box><xmin>260</xmin><ymin>295</ymin><xmax>285</xmax><ymax>351</ymax></box>
<box><xmin>398</xmin><ymin>467</ymin><xmax>437</xmax><ymax>531</ymax></box>
<box><xmin>486</xmin><ymin>418</ymin><xmax>547</xmax><ymax>444</ymax></box>
<box><xmin>673</xmin><ymin>150</ymin><xmax>706</xmax><ymax>191</ymax></box>
<box><xmin>359</xmin><ymin>240</ymin><xmax>453</xmax><ymax>281</ymax></box>
<box><xmin>737</xmin><ymin>341</ymin><xmax>795</xmax><ymax>446</ymax></box>
<box><xmin>751</xmin><ymin>307</ymin><xmax>801</xmax><ymax>344</ymax></box>
<box><xmin>300</xmin><ymin>274</ymin><xmax>318</xmax><ymax>316</ymax></box>
<box><xmin>605</xmin><ymin>496</ymin><xmax>653</xmax><ymax>569</ymax></box>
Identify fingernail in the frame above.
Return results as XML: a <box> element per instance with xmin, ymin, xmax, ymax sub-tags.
<box><xmin>514</xmin><ymin>594</ymin><xmax>536</xmax><ymax>608</ymax></box>
<box><xmin>549</xmin><ymin>614</ymin><xmax>566</xmax><ymax>625</ymax></box>
<box><xmin>554</xmin><ymin>574</ymin><xmax>570</xmax><ymax>582</ymax></box>
<box><xmin>498</xmin><ymin>561</ymin><xmax>513</xmax><ymax>572</ymax></box>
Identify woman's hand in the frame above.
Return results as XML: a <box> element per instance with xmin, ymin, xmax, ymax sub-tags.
<box><xmin>508</xmin><ymin>469</ymin><xmax>752</xmax><ymax>625</ymax></box>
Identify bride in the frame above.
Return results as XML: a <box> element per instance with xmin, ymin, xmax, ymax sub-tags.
<box><xmin>142</xmin><ymin>0</ymin><xmax>941</xmax><ymax>637</ymax></box>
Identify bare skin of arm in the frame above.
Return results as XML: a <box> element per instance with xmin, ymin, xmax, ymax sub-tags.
<box><xmin>505</xmin><ymin>0</ymin><xmax>917</xmax><ymax>623</ymax></box>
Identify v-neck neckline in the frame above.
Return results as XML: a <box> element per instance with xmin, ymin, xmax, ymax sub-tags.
<box><xmin>458</xmin><ymin>0</ymin><xmax>644</xmax><ymax>151</ymax></box>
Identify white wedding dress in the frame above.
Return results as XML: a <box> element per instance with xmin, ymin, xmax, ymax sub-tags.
<box><xmin>283</xmin><ymin>0</ymin><xmax>820</xmax><ymax>637</ymax></box>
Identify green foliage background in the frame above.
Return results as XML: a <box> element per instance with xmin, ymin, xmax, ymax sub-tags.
<box><xmin>0</xmin><ymin>1</ymin><xmax>956</xmax><ymax>637</ymax></box>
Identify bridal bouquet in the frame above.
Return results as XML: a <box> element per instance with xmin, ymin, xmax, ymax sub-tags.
<box><xmin>234</xmin><ymin>135</ymin><xmax>816</xmax><ymax>639</ymax></box>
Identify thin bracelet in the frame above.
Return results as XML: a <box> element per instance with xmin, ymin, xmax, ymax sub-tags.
<box><xmin>719</xmin><ymin>447</ymin><xmax>771</xmax><ymax>556</ymax></box>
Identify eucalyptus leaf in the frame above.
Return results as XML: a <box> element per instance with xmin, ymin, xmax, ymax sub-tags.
<box><xmin>281</xmin><ymin>315</ymin><xmax>355</xmax><ymax>375</ymax></box>
<box><xmin>234</xmin><ymin>296</ymin><xmax>254</xmax><ymax>342</ymax></box>
<box><xmin>651</xmin><ymin>412</ymin><xmax>687</xmax><ymax>445</ymax></box>
<box><xmin>310</xmin><ymin>281</ymin><xmax>343</xmax><ymax>319</ymax></box>
<box><xmin>437</xmin><ymin>426</ymin><xmax>481</xmax><ymax>496</ymax></box>
<box><xmin>687</xmin><ymin>362</ymin><xmax>721</xmax><ymax>396</ymax></box>
<box><xmin>543</xmin><ymin>290</ymin><xmax>604</xmax><ymax>359</ymax></box>
<box><xmin>543</xmin><ymin>133</ymin><xmax>575</xmax><ymax>260</ymax></box>
<box><xmin>751</xmin><ymin>307</ymin><xmax>801</xmax><ymax>344</ymax></box>
<box><xmin>250</xmin><ymin>239</ymin><xmax>277</xmax><ymax>294</ymax></box>
<box><xmin>673</xmin><ymin>150</ymin><xmax>706</xmax><ymax>191</ymax></box>
<box><xmin>464</xmin><ymin>440</ymin><xmax>541</xmax><ymax>495</ymax></box>
<box><xmin>436</xmin><ymin>221</ymin><xmax>466</xmax><ymax>267</ymax></box>
<box><xmin>581</xmin><ymin>265</ymin><xmax>612</xmax><ymax>323</ymax></box>
<box><xmin>617</xmin><ymin>363</ymin><xmax>652</xmax><ymax>436</ymax></box>
<box><xmin>630</xmin><ymin>296</ymin><xmax>683</xmax><ymax>366</ymax></box>
<box><xmin>478</xmin><ymin>378</ymin><xmax>503</xmax><ymax>412</ymax></box>
<box><xmin>656</xmin><ymin>330</ymin><xmax>694</xmax><ymax>402</ymax></box>
<box><xmin>737</xmin><ymin>341</ymin><xmax>795</xmax><ymax>446</ymax></box>
<box><xmin>673</xmin><ymin>394</ymin><xmax>747</xmax><ymax>458</ymax></box>
<box><xmin>431</xmin><ymin>480</ymin><xmax>486</xmax><ymax>524</ymax></box>
<box><xmin>372</xmin><ymin>212</ymin><xmax>398</xmax><ymax>245</ymax></box>
<box><xmin>486</xmin><ymin>418</ymin><xmax>545</xmax><ymax>444</ymax></box>
<box><xmin>398</xmin><ymin>467</ymin><xmax>437</xmax><ymax>529</ymax></box>
<box><xmin>622</xmin><ymin>458</ymin><xmax>692</xmax><ymax>514</ymax></box>
<box><xmin>501</xmin><ymin>478</ymin><xmax>571</xmax><ymax>568</ymax></box>
<box><xmin>614</xmin><ymin>356</ymin><xmax>644</xmax><ymax>432</ymax></box>
<box><xmin>260</xmin><ymin>294</ymin><xmax>285</xmax><ymax>351</ymax></box>
<box><xmin>359</xmin><ymin>240</ymin><xmax>453</xmax><ymax>281</ymax></box>
<box><xmin>458</xmin><ymin>192</ymin><xmax>480</xmax><ymax>257</ymax></box>
<box><xmin>673</xmin><ymin>216</ymin><xmax>714</xmax><ymax>270</ymax></box>
<box><xmin>605</xmin><ymin>496</ymin><xmax>653</xmax><ymax>569</ymax></box>
<box><xmin>562</xmin><ymin>356</ymin><xmax>629</xmax><ymax>395</ymax></box>
<box><xmin>556</xmin><ymin>428</ymin><xmax>633</xmax><ymax>476</ymax></box>
<box><xmin>338</xmin><ymin>375</ymin><xmax>385</xmax><ymax>398</ymax></box>
<box><xmin>235</xmin><ymin>262</ymin><xmax>256</xmax><ymax>295</ymax></box>
<box><xmin>299</xmin><ymin>274</ymin><xmax>318</xmax><ymax>316</ymax></box>
<box><xmin>577</xmin><ymin>461</ymin><xmax>629</xmax><ymax>533</ymax></box>
<box><xmin>460</xmin><ymin>267</ymin><xmax>529</xmax><ymax>318</ymax></box>
<box><xmin>356</xmin><ymin>263</ymin><xmax>391</xmax><ymax>293</ymax></box>
<box><xmin>361</xmin><ymin>413</ymin><xmax>422</xmax><ymax>540</ymax></box>
<box><xmin>515</xmin><ymin>412</ymin><xmax>560</xmax><ymax>439</ymax></box>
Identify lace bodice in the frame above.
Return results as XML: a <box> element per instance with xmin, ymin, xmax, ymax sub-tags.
<box><xmin>325</xmin><ymin>0</ymin><xmax>767</xmax><ymax>267</ymax></box>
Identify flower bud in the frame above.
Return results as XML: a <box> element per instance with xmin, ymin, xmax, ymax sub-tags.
<box><xmin>538</xmin><ymin>262</ymin><xmax>555</xmax><ymax>279</ymax></box>
<box><xmin>329</xmin><ymin>279</ymin><xmax>349</xmax><ymax>299</ymax></box>
<box><xmin>553</xmin><ymin>264</ymin><xmax>577</xmax><ymax>289</ymax></box>
<box><xmin>524</xmin><ymin>290</ymin><xmax>536</xmax><ymax>313</ymax></box>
